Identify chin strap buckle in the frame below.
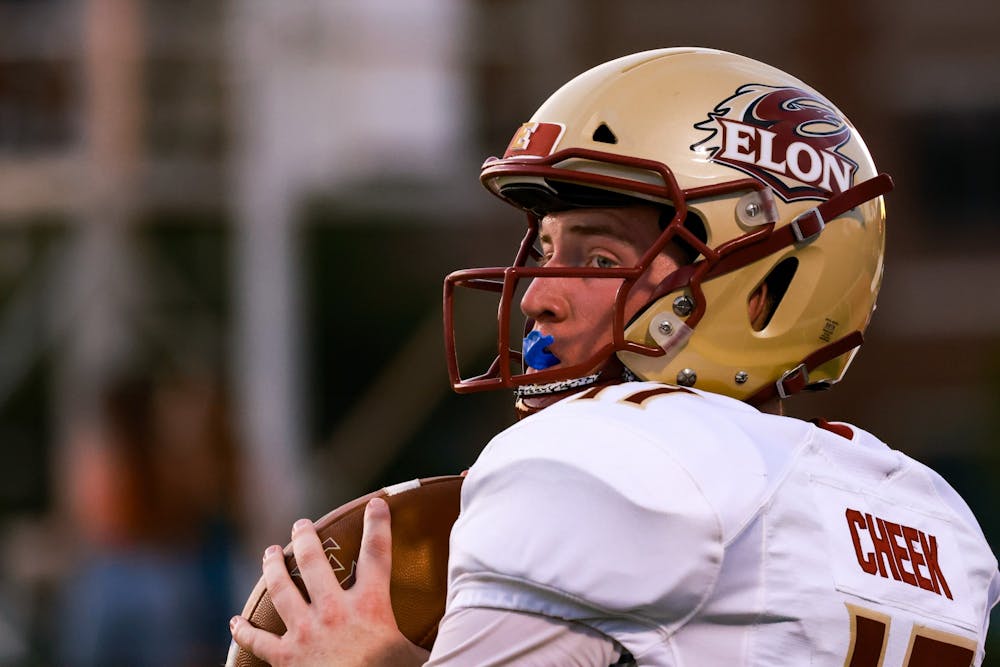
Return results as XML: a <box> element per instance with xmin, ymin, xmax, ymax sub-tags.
<box><xmin>746</xmin><ymin>331</ymin><xmax>865</xmax><ymax>406</ymax></box>
<box><xmin>776</xmin><ymin>364</ymin><xmax>809</xmax><ymax>399</ymax></box>
<box><xmin>790</xmin><ymin>208</ymin><xmax>825</xmax><ymax>243</ymax></box>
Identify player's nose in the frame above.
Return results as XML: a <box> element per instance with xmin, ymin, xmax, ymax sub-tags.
<box><xmin>520</xmin><ymin>275</ymin><xmax>569</xmax><ymax>323</ymax></box>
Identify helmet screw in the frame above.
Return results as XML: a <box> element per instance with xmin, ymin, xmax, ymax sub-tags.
<box><xmin>745</xmin><ymin>202</ymin><xmax>760</xmax><ymax>218</ymax></box>
<box><xmin>676</xmin><ymin>368</ymin><xmax>697</xmax><ymax>387</ymax></box>
<box><xmin>735</xmin><ymin>371</ymin><xmax>749</xmax><ymax>385</ymax></box>
<box><xmin>657</xmin><ymin>321</ymin><xmax>673</xmax><ymax>336</ymax></box>
<box><xmin>672</xmin><ymin>295</ymin><xmax>695</xmax><ymax>317</ymax></box>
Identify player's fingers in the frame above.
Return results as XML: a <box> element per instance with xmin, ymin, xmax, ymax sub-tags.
<box><xmin>230</xmin><ymin>615</ymin><xmax>282</xmax><ymax>663</ymax></box>
<box><xmin>356</xmin><ymin>497</ymin><xmax>393</xmax><ymax>596</ymax></box>
<box><xmin>262</xmin><ymin>544</ymin><xmax>309</xmax><ymax>622</ymax></box>
<box><xmin>289</xmin><ymin>518</ymin><xmax>339</xmax><ymax>602</ymax></box>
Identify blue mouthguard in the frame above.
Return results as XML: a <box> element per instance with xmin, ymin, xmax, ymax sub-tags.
<box><xmin>523</xmin><ymin>331</ymin><xmax>560</xmax><ymax>370</ymax></box>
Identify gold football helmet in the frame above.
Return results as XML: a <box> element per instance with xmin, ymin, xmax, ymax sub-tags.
<box><xmin>444</xmin><ymin>47</ymin><xmax>891</xmax><ymax>404</ymax></box>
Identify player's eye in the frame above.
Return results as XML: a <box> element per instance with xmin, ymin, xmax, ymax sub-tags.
<box><xmin>529</xmin><ymin>242</ymin><xmax>552</xmax><ymax>267</ymax></box>
<box><xmin>591</xmin><ymin>254</ymin><xmax>618</xmax><ymax>269</ymax></box>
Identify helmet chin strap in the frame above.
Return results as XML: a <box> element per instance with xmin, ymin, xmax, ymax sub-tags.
<box><xmin>746</xmin><ymin>330</ymin><xmax>864</xmax><ymax>406</ymax></box>
<box><xmin>513</xmin><ymin>357</ymin><xmax>636</xmax><ymax>420</ymax></box>
<box><xmin>514</xmin><ymin>373</ymin><xmax>602</xmax><ymax>397</ymax></box>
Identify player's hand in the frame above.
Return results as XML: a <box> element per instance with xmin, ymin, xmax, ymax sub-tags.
<box><xmin>229</xmin><ymin>498</ymin><xmax>430</xmax><ymax>667</ymax></box>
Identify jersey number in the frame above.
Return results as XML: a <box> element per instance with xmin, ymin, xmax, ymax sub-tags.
<box><xmin>845</xmin><ymin>604</ymin><xmax>975</xmax><ymax>667</ymax></box>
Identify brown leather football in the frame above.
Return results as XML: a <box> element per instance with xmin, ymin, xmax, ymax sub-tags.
<box><xmin>225</xmin><ymin>475</ymin><xmax>463</xmax><ymax>667</ymax></box>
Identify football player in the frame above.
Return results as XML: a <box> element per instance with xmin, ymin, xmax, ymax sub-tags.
<box><xmin>231</xmin><ymin>47</ymin><xmax>1000</xmax><ymax>666</ymax></box>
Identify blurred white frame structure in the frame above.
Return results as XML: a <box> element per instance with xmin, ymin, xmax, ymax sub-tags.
<box><xmin>228</xmin><ymin>0</ymin><xmax>470</xmax><ymax>545</ymax></box>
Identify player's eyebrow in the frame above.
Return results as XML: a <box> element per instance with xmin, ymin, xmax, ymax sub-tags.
<box><xmin>538</xmin><ymin>221</ymin><xmax>635</xmax><ymax>246</ymax></box>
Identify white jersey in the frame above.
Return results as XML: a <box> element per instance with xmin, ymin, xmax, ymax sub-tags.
<box><xmin>445</xmin><ymin>382</ymin><xmax>1000</xmax><ymax>666</ymax></box>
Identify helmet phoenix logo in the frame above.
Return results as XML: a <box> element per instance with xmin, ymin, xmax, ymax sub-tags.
<box><xmin>691</xmin><ymin>85</ymin><xmax>858</xmax><ymax>202</ymax></box>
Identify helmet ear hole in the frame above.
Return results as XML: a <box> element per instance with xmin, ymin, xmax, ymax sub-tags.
<box><xmin>592</xmin><ymin>123</ymin><xmax>618</xmax><ymax>144</ymax></box>
<box><xmin>751</xmin><ymin>257</ymin><xmax>798</xmax><ymax>331</ymax></box>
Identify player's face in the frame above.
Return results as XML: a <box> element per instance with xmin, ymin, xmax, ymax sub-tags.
<box><xmin>520</xmin><ymin>206</ymin><xmax>680</xmax><ymax>374</ymax></box>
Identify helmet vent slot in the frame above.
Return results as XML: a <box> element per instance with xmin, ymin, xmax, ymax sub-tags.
<box><xmin>592</xmin><ymin>123</ymin><xmax>618</xmax><ymax>144</ymax></box>
<box><xmin>752</xmin><ymin>257</ymin><xmax>798</xmax><ymax>331</ymax></box>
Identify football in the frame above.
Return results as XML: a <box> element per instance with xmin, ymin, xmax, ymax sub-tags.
<box><xmin>225</xmin><ymin>474</ymin><xmax>464</xmax><ymax>667</ymax></box>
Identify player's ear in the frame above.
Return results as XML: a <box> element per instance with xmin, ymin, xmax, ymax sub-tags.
<box><xmin>748</xmin><ymin>281</ymin><xmax>770</xmax><ymax>332</ymax></box>
<box><xmin>749</xmin><ymin>256</ymin><xmax>798</xmax><ymax>332</ymax></box>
